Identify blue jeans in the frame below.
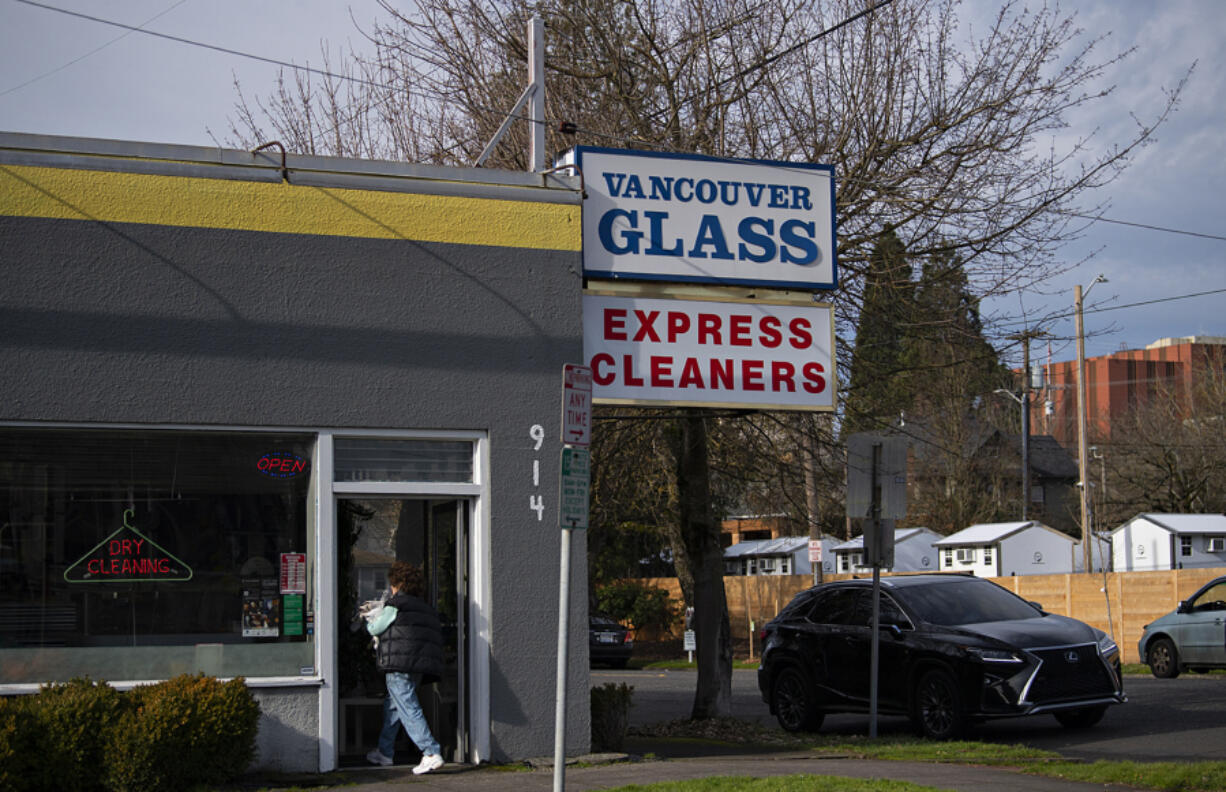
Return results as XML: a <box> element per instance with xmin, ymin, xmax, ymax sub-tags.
<box><xmin>378</xmin><ymin>672</ymin><xmax>441</xmax><ymax>759</ymax></box>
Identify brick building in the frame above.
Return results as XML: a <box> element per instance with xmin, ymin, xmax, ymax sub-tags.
<box><xmin>1030</xmin><ymin>336</ymin><xmax>1226</xmax><ymax>448</ymax></box>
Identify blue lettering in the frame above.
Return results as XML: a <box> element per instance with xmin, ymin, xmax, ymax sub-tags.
<box><xmin>736</xmin><ymin>217</ymin><xmax>776</xmax><ymax>263</ymax></box>
<box><xmin>687</xmin><ymin>215</ymin><xmax>735</xmax><ymax>260</ymax></box>
<box><xmin>622</xmin><ymin>174</ymin><xmax>646</xmax><ymax>199</ymax></box>
<box><xmin>768</xmin><ymin>185</ymin><xmax>790</xmax><ymax>208</ymax></box>
<box><xmin>598</xmin><ymin>209</ymin><xmax>643</xmax><ymax>254</ymax></box>
<box><xmin>718</xmin><ymin>180</ymin><xmax>741</xmax><ymax>206</ymax></box>
<box><xmin>644</xmin><ymin>211</ymin><xmax>683</xmax><ymax>256</ymax></box>
<box><xmin>695</xmin><ymin>179</ymin><xmax>717</xmax><ymax>204</ymax></box>
<box><xmin>648</xmin><ymin>176</ymin><xmax>674</xmax><ymax>201</ymax></box>
<box><xmin>602</xmin><ymin>172</ymin><xmax>627</xmax><ymax>197</ymax></box>
<box><xmin>675</xmin><ymin>178</ymin><xmax>694</xmax><ymax>201</ymax></box>
<box><xmin>779</xmin><ymin>219</ymin><xmax>818</xmax><ymax>265</ymax></box>
<box><xmin>744</xmin><ymin>183</ymin><xmax>766</xmax><ymax>207</ymax></box>
<box><xmin>790</xmin><ymin>185</ymin><xmax>813</xmax><ymax>210</ymax></box>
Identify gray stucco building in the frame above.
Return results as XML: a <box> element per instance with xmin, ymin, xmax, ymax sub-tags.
<box><xmin>0</xmin><ymin>133</ymin><xmax>589</xmax><ymax>771</ymax></box>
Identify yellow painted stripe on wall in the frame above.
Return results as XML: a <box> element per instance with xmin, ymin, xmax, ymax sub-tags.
<box><xmin>0</xmin><ymin>164</ymin><xmax>580</xmax><ymax>251</ymax></box>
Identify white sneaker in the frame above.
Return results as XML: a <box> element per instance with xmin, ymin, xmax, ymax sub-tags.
<box><xmin>412</xmin><ymin>753</ymin><xmax>445</xmax><ymax>775</ymax></box>
<box><xmin>366</xmin><ymin>749</ymin><xmax>393</xmax><ymax>766</ymax></box>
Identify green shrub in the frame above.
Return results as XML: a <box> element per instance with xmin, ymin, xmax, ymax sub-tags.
<box><xmin>35</xmin><ymin>678</ymin><xmax>125</xmax><ymax>792</ymax></box>
<box><xmin>103</xmin><ymin>674</ymin><xmax>259</xmax><ymax>792</ymax></box>
<box><xmin>0</xmin><ymin>695</ymin><xmax>40</xmax><ymax>792</ymax></box>
<box><xmin>595</xmin><ymin>581</ymin><xmax>678</xmax><ymax>635</ymax></box>
<box><xmin>590</xmin><ymin>682</ymin><xmax>634</xmax><ymax>752</ymax></box>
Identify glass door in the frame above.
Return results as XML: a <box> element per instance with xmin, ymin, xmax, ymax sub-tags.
<box><xmin>335</xmin><ymin>498</ymin><xmax>466</xmax><ymax>766</ymax></box>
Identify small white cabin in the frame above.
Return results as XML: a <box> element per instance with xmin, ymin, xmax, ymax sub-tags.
<box><xmin>832</xmin><ymin>527</ymin><xmax>942</xmax><ymax>574</ymax></box>
<box><xmin>1110</xmin><ymin>513</ymin><xmax>1226</xmax><ymax>571</ymax></box>
<box><xmin>934</xmin><ymin>521</ymin><xmax>1076</xmax><ymax>577</ymax></box>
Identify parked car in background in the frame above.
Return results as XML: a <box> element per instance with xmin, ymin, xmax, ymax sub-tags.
<box><xmin>1138</xmin><ymin>575</ymin><xmax>1226</xmax><ymax>678</ymax></box>
<box><xmin>589</xmin><ymin>613</ymin><xmax>633</xmax><ymax>668</ymax></box>
<box><xmin>757</xmin><ymin>574</ymin><xmax>1125</xmax><ymax>739</ymax></box>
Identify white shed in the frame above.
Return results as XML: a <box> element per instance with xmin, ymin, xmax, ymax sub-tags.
<box><xmin>934</xmin><ymin>521</ymin><xmax>1076</xmax><ymax>577</ymax></box>
<box><xmin>832</xmin><ymin>527</ymin><xmax>942</xmax><ymax>574</ymax></box>
<box><xmin>1110</xmin><ymin>513</ymin><xmax>1226</xmax><ymax>571</ymax></box>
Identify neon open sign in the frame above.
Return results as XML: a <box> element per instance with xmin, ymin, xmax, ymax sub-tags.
<box><xmin>257</xmin><ymin>452</ymin><xmax>309</xmax><ymax>479</ymax></box>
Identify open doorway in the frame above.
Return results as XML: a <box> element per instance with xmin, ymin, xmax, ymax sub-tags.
<box><xmin>335</xmin><ymin>498</ymin><xmax>466</xmax><ymax>766</ymax></box>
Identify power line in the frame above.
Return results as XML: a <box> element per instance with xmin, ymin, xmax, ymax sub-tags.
<box><xmin>2</xmin><ymin>0</ymin><xmax>188</xmax><ymax>98</ymax></box>
<box><xmin>14</xmin><ymin>0</ymin><xmax>398</xmax><ymax>95</ymax></box>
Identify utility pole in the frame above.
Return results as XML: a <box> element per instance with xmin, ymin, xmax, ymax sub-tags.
<box><xmin>1075</xmin><ymin>275</ymin><xmax>1106</xmax><ymax>573</ymax></box>
<box><xmin>1007</xmin><ymin>330</ymin><xmax>1045</xmax><ymax>520</ymax></box>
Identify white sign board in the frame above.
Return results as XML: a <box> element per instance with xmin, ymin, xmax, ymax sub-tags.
<box><xmin>570</xmin><ymin>147</ymin><xmax>836</xmax><ymax>290</ymax></box>
<box><xmin>561</xmin><ymin>364</ymin><xmax>592</xmax><ymax>447</ymax></box>
<box><xmin>808</xmin><ymin>540</ymin><xmax>822</xmax><ymax>563</ymax></box>
<box><xmin>584</xmin><ymin>292</ymin><xmax>836</xmax><ymax>411</ymax></box>
<box><xmin>559</xmin><ymin>447</ymin><xmax>590</xmax><ymax>530</ymax></box>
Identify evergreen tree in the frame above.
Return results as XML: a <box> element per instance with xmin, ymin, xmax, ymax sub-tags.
<box><xmin>845</xmin><ymin>228</ymin><xmax>914</xmax><ymax>433</ymax></box>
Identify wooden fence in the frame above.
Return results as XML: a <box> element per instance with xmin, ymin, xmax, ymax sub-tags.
<box><xmin>636</xmin><ymin>567</ymin><xmax>1226</xmax><ymax>665</ymax></box>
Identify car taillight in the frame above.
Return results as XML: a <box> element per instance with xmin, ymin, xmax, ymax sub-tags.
<box><xmin>758</xmin><ymin>628</ymin><xmax>768</xmax><ymax>643</ymax></box>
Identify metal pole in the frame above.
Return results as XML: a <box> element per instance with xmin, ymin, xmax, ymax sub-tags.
<box><xmin>1020</xmin><ymin>338</ymin><xmax>1031</xmax><ymax>521</ymax></box>
<box><xmin>868</xmin><ymin>444</ymin><xmax>881</xmax><ymax>739</ymax></box>
<box><xmin>529</xmin><ymin>16</ymin><xmax>546</xmax><ymax>172</ymax></box>
<box><xmin>553</xmin><ymin>526</ymin><xmax>572</xmax><ymax>792</ymax></box>
<box><xmin>1075</xmin><ymin>284</ymin><xmax>1092</xmax><ymax>573</ymax></box>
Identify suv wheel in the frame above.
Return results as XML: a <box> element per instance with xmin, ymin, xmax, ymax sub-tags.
<box><xmin>913</xmin><ymin>668</ymin><xmax>966</xmax><ymax>740</ymax></box>
<box><xmin>771</xmin><ymin>666</ymin><xmax>824</xmax><ymax>732</ymax></box>
<box><xmin>1147</xmin><ymin>637</ymin><xmax>1181</xmax><ymax>679</ymax></box>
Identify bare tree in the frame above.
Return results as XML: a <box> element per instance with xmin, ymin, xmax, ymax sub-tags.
<box><xmin>1105</xmin><ymin>365</ymin><xmax>1226</xmax><ymax>518</ymax></box>
<box><xmin>228</xmin><ymin>0</ymin><xmax>1187</xmax><ymax>718</ymax></box>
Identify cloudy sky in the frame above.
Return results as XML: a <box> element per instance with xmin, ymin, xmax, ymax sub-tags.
<box><xmin>2</xmin><ymin>0</ymin><xmax>1222</xmax><ymax>365</ymax></box>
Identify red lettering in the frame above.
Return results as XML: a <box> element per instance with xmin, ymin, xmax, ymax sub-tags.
<box><xmin>88</xmin><ymin>559</ymin><xmax>100</xmax><ymax>574</ymax></box>
<box><xmin>729</xmin><ymin>315</ymin><xmax>752</xmax><ymax>347</ymax></box>
<box><xmin>623</xmin><ymin>355</ymin><xmax>644</xmax><ymax>387</ymax></box>
<box><xmin>666</xmin><ymin>311</ymin><xmax>690</xmax><ymax>343</ymax></box>
<box><xmin>710</xmin><ymin>359</ymin><xmax>735</xmax><ymax>389</ymax></box>
<box><xmin>803</xmin><ymin>362</ymin><xmax>827</xmax><ymax>394</ymax></box>
<box><xmin>772</xmin><ymin>361</ymin><xmax>796</xmax><ymax>392</ymax></box>
<box><xmin>632</xmin><ymin>310</ymin><xmax>661</xmax><ymax>342</ymax></box>
<box><xmin>789</xmin><ymin>317</ymin><xmax>813</xmax><ymax>349</ymax></box>
<box><xmin>697</xmin><ymin>314</ymin><xmax>722</xmax><ymax>344</ymax></box>
<box><xmin>604</xmin><ymin>308</ymin><xmax>628</xmax><ymax>341</ymax></box>
<box><xmin>742</xmin><ymin>360</ymin><xmax>765</xmax><ymax>391</ymax></box>
<box><xmin>678</xmin><ymin>358</ymin><xmax>704</xmax><ymax>388</ymax></box>
<box><xmin>650</xmin><ymin>356</ymin><xmax>674</xmax><ymax>387</ymax></box>
<box><xmin>759</xmin><ymin>315</ymin><xmax>782</xmax><ymax>348</ymax></box>
<box><xmin>592</xmin><ymin>353</ymin><xmax>616</xmax><ymax>385</ymax></box>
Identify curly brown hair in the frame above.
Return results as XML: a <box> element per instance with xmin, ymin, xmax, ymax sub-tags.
<box><xmin>388</xmin><ymin>560</ymin><xmax>424</xmax><ymax>598</ymax></box>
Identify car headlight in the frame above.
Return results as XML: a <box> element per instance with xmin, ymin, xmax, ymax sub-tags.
<box><xmin>965</xmin><ymin>646</ymin><xmax>1024</xmax><ymax>664</ymax></box>
<box><xmin>1097</xmin><ymin>633</ymin><xmax>1118</xmax><ymax>657</ymax></box>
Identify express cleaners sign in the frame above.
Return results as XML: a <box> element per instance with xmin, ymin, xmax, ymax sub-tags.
<box><xmin>584</xmin><ymin>292</ymin><xmax>835</xmax><ymax>410</ymax></box>
<box><xmin>570</xmin><ymin>147</ymin><xmax>836</xmax><ymax>289</ymax></box>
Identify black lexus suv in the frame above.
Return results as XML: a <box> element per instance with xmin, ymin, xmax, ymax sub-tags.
<box><xmin>757</xmin><ymin>574</ymin><xmax>1125</xmax><ymax>739</ymax></box>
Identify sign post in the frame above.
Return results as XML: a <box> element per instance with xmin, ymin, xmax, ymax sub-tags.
<box><xmin>554</xmin><ymin>367</ymin><xmax>591</xmax><ymax>792</ymax></box>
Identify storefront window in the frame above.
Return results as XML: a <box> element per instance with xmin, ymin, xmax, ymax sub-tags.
<box><xmin>0</xmin><ymin>428</ymin><xmax>314</xmax><ymax>684</ymax></box>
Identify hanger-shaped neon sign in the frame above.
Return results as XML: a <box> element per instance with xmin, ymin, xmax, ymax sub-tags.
<box><xmin>64</xmin><ymin>508</ymin><xmax>193</xmax><ymax>583</ymax></box>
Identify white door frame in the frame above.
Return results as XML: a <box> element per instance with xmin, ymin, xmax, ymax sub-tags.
<box><xmin>315</xmin><ymin>430</ymin><xmax>490</xmax><ymax>772</ymax></box>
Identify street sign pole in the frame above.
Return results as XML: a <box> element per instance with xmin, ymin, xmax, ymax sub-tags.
<box><xmin>554</xmin><ymin>367</ymin><xmax>591</xmax><ymax>792</ymax></box>
<box><xmin>553</xmin><ymin>523</ymin><xmax>573</xmax><ymax>792</ymax></box>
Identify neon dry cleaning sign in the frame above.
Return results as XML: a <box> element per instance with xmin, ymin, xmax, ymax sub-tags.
<box><xmin>570</xmin><ymin>147</ymin><xmax>836</xmax><ymax>290</ymax></box>
<box><xmin>64</xmin><ymin>509</ymin><xmax>192</xmax><ymax>583</ymax></box>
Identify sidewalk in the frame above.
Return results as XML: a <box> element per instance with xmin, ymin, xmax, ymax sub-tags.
<box><xmin>245</xmin><ymin>741</ymin><xmax>1131</xmax><ymax>792</ymax></box>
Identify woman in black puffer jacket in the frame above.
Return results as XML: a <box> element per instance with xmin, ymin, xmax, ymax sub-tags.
<box><xmin>364</xmin><ymin>561</ymin><xmax>446</xmax><ymax>774</ymax></box>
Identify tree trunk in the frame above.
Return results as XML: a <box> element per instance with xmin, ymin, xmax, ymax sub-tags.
<box><xmin>674</xmin><ymin>411</ymin><xmax>731</xmax><ymax>719</ymax></box>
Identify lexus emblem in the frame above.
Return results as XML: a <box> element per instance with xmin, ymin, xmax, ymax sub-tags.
<box><xmin>1064</xmin><ymin>650</ymin><xmax>1080</xmax><ymax>664</ymax></box>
